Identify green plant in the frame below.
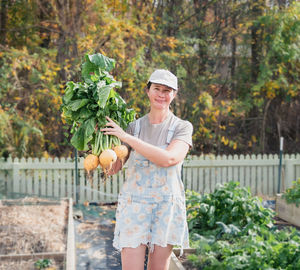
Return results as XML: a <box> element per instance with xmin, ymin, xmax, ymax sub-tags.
<box><xmin>186</xmin><ymin>181</ymin><xmax>274</xmax><ymax>238</ymax></box>
<box><xmin>61</xmin><ymin>53</ymin><xmax>135</xmax><ymax>152</ymax></box>
<box><xmin>282</xmin><ymin>178</ymin><xmax>300</xmax><ymax>207</ymax></box>
<box><xmin>34</xmin><ymin>259</ymin><xmax>52</xmax><ymax>269</ymax></box>
<box><xmin>185</xmin><ymin>182</ymin><xmax>300</xmax><ymax>269</ymax></box>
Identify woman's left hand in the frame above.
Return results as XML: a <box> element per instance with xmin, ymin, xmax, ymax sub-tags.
<box><xmin>101</xmin><ymin>116</ymin><xmax>128</xmax><ymax>142</ymax></box>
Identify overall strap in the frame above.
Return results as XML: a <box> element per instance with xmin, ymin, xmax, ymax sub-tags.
<box><xmin>166</xmin><ymin>118</ymin><xmax>179</xmax><ymax>144</ymax></box>
<box><xmin>133</xmin><ymin>118</ymin><xmax>141</xmax><ymax>138</ymax></box>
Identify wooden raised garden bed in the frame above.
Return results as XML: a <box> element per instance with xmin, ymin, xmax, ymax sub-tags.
<box><xmin>276</xmin><ymin>193</ymin><xmax>300</xmax><ymax>227</ymax></box>
<box><xmin>169</xmin><ymin>248</ymin><xmax>197</xmax><ymax>270</ymax></box>
<box><xmin>0</xmin><ymin>197</ymin><xmax>75</xmax><ymax>270</ymax></box>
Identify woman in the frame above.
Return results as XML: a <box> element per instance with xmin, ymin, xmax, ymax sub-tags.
<box><xmin>101</xmin><ymin>69</ymin><xmax>193</xmax><ymax>270</ymax></box>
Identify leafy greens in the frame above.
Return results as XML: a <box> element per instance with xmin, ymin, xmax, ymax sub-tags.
<box><xmin>61</xmin><ymin>53</ymin><xmax>136</xmax><ymax>152</ymax></box>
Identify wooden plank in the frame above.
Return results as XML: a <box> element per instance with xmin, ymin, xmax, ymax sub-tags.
<box><xmin>256</xmin><ymin>166</ymin><xmax>262</xmax><ymax>196</ymax></box>
<box><xmin>193</xmin><ymin>167</ymin><xmax>199</xmax><ymax>192</ymax></box>
<box><xmin>112</xmin><ymin>174</ymin><xmax>118</xmax><ymax>200</ymax></box>
<box><xmin>198</xmin><ymin>168</ymin><xmax>204</xmax><ymax>194</ymax></box>
<box><xmin>227</xmin><ymin>158</ymin><xmax>233</xmax><ymax>182</ymax></box>
<box><xmin>118</xmin><ymin>170</ymin><xmax>124</xmax><ymax>194</ymax></box>
<box><xmin>13</xmin><ymin>163</ymin><xmax>21</xmax><ymax>196</ymax></box>
<box><xmin>182</xmin><ymin>165</ymin><xmax>187</xmax><ymax>190</ymax></box>
<box><xmin>210</xmin><ymin>167</ymin><xmax>216</xmax><ymax>191</ymax></box>
<box><xmin>262</xmin><ymin>161</ymin><xmax>268</xmax><ymax>195</ymax></box>
<box><xmin>0</xmin><ymin>252</ymin><xmax>65</xmax><ymax>261</ymax></box>
<box><xmin>284</xmin><ymin>159</ymin><xmax>295</xmax><ymax>190</ymax></box>
<box><xmin>0</xmin><ymin>170</ymin><xmax>5</xmax><ymax>196</ymax></box>
<box><xmin>183</xmin><ymin>158</ymin><xmax>279</xmax><ymax>167</ymax></box>
<box><xmin>79</xmin><ymin>169</ymin><xmax>85</xmax><ymax>203</ymax></box>
<box><xmin>204</xmin><ymin>167</ymin><xmax>210</xmax><ymax>194</ymax></box>
<box><xmin>268</xmin><ymin>165</ymin><xmax>273</xmax><ymax>196</ymax></box>
<box><xmin>222</xmin><ymin>166</ymin><xmax>227</xmax><ymax>185</ymax></box>
<box><xmin>232</xmin><ymin>156</ymin><xmax>239</xmax><ymax>184</ymax></box>
<box><xmin>169</xmin><ymin>252</ymin><xmax>185</xmax><ymax>270</ymax></box>
<box><xmin>86</xmin><ymin>171</ymin><xmax>92</xmax><ymax>202</ymax></box>
<box><xmin>66</xmin><ymin>198</ymin><xmax>75</xmax><ymax>270</ymax></box>
<box><xmin>245</xmin><ymin>165</ymin><xmax>250</xmax><ymax>191</ymax></box>
<box><xmin>99</xmin><ymin>173</ymin><xmax>105</xmax><ymax>203</ymax></box>
<box><xmin>66</xmin><ymin>169</ymin><xmax>72</xmax><ymax>198</ymax></box>
<box><xmin>47</xmin><ymin>169</ymin><xmax>53</xmax><ymax>197</ymax></box>
<box><xmin>239</xmin><ymin>164</ymin><xmax>245</xmax><ymax>188</ymax></box>
<box><xmin>91</xmin><ymin>169</ymin><xmax>98</xmax><ymax>202</ymax></box>
<box><xmin>58</xmin><ymin>169</ymin><xmax>64</xmax><ymax>198</ymax></box>
<box><xmin>105</xmin><ymin>176</ymin><xmax>112</xmax><ymax>203</ymax></box>
<box><xmin>33</xmin><ymin>169</ymin><xmax>39</xmax><ymax>196</ymax></box>
<box><xmin>20</xmin><ymin>158</ymin><xmax>26</xmax><ymax>195</ymax></box>
<box><xmin>186</xmin><ymin>167</ymin><xmax>192</xmax><ymax>191</ymax></box>
<box><xmin>276</xmin><ymin>194</ymin><xmax>300</xmax><ymax>227</ymax></box>
<box><xmin>26</xmin><ymin>159</ymin><xmax>33</xmax><ymax>195</ymax></box>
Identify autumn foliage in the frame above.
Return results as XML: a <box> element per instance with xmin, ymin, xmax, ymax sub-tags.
<box><xmin>0</xmin><ymin>0</ymin><xmax>299</xmax><ymax>158</ymax></box>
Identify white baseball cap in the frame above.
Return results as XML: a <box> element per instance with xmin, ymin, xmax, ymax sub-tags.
<box><xmin>148</xmin><ymin>69</ymin><xmax>178</xmax><ymax>90</ymax></box>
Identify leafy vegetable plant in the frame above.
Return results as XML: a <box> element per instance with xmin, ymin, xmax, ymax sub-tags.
<box><xmin>61</xmin><ymin>53</ymin><xmax>135</xmax><ymax>176</ymax></box>
<box><xmin>185</xmin><ymin>182</ymin><xmax>300</xmax><ymax>269</ymax></box>
<box><xmin>186</xmin><ymin>181</ymin><xmax>274</xmax><ymax>238</ymax></box>
<box><xmin>282</xmin><ymin>178</ymin><xmax>300</xmax><ymax>206</ymax></box>
<box><xmin>34</xmin><ymin>259</ymin><xmax>52</xmax><ymax>269</ymax></box>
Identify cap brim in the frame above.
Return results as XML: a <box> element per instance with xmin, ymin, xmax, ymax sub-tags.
<box><xmin>148</xmin><ymin>79</ymin><xmax>177</xmax><ymax>90</ymax></box>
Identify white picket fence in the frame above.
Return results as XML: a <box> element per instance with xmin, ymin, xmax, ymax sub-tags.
<box><xmin>0</xmin><ymin>154</ymin><xmax>300</xmax><ymax>203</ymax></box>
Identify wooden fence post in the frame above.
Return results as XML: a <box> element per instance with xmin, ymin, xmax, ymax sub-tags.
<box><xmin>12</xmin><ymin>161</ymin><xmax>20</xmax><ymax>198</ymax></box>
<box><xmin>284</xmin><ymin>159</ymin><xmax>294</xmax><ymax>190</ymax></box>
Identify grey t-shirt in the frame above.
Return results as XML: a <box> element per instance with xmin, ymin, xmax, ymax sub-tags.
<box><xmin>126</xmin><ymin>112</ymin><xmax>193</xmax><ymax>148</ymax></box>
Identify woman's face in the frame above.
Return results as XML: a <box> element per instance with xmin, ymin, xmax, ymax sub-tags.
<box><xmin>147</xmin><ymin>83</ymin><xmax>177</xmax><ymax>110</ymax></box>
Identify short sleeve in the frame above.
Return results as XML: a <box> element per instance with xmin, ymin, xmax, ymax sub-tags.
<box><xmin>172</xmin><ymin>120</ymin><xmax>193</xmax><ymax>147</ymax></box>
<box><xmin>126</xmin><ymin>121</ymin><xmax>135</xmax><ymax>136</ymax></box>
<box><xmin>123</xmin><ymin>121</ymin><xmax>135</xmax><ymax>152</ymax></box>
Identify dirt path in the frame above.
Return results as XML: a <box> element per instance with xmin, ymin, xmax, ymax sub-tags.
<box><xmin>74</xmin><ymin>204</ymin><xmax>122</xmax><ymax>270</ymax></box>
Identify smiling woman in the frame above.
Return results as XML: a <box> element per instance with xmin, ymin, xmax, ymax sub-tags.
<box><xmin>101</xmin><ymin>69</ymin><xmax>193</xmax><ymax>270</ymax></box>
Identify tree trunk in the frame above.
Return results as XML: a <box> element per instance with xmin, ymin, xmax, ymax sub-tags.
<box><xmin>260</xmin><ymin>99</ymin><xmax>272</xmax><ymax>153</ymax></box>
<box><xmin>55</xmin><ymin>0</ymin><xmax>83</xmax><ymax>81</ymax></box>
<box><xmin>193</xmin><ymin>0</ymin><xmax>209</xmax><ymax>76</ymax></box>
<box><xmin>38</xmin><ymin>0</ymin><xmax>52</xmax><ymax>48</ymax></box>
<box><xmin>231</xmin><ymin>12</ymin><xmax>237</xmax><ymax>92</ymax></box>
<box><xmin>250</xmin><ymin>0</ymin><xmax>264</xmax><ymax>83</ymax></box>
<box><xmin>0</xmin><ymin>0</ymin><xmax>8</xmax><ymax>45</ymax></box>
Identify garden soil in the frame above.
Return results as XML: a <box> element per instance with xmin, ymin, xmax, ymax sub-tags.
<box><xmin>0</xmin><ymin>197</ymin><xmax>67</xmax><ymax>270</ymax></box>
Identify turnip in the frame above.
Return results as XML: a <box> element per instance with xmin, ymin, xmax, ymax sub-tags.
<box><xmin>83</xmin><ymin>131</ymin><xmax>102</xmax><ymax>184</ymax></box>
<box><xmin>113</xmin><ymin>145</ymin><xmax>128</xmax><ymax>164</ymax></box>
<box><xmin>111</xmin><ymin>136</ymin><xmax>129</xmax><ymax>164</ymax></box>
<box><xmin>83</xmin><ymin>154</ymin><xmax>100</xmax><ymax>173</ymax></box>
<box><xmin>99</xmin><ymin>149</ymin><xmax>117</xmax><ymax>174</ymax></box>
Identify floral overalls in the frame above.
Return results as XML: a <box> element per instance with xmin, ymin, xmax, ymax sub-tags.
<box><xmin>113</xmin><ymin>117</ymin><xmax>189</xmax><ymax>254</ymax></box>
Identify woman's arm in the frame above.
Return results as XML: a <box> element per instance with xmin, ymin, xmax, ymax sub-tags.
<box><xmin>101</xmin><ymin>117</ymin><xmax>190</xmax><ymax>168</ymax></box>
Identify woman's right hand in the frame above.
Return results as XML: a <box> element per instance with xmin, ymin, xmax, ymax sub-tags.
<box><xmin>101</xmin><ymin>116</ymin><xmax>129</xmax><ymax>142</ymax></box>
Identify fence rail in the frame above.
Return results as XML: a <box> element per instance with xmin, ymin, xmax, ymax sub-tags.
<box><xmin>0</xmin><ymin>154</ymin><xmax>300</xmax><ymax>203</ymax></box>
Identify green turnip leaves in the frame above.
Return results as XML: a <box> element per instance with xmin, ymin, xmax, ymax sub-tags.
<box><xmin>61</xmin><ymin>53</ymin><xmax>135</xmax><ymax>151</ymax></box>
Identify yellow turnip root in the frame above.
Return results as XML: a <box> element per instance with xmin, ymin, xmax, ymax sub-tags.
<box><xmin>84</xmin><ymin>154</ymin><xmax>100</xmax><ymax>173</ymax></box>
<box><xmin>84</xmin><ymin>154</ymin><xmax>100</xmax><ymax>185</ymax></box>
<box><xmin>99</xmin><ymin>149</ymin><xmax>117</xmax><ymax>174</ymax></box>
<box><xmin>113</xmin><ymin>144</ymin><xmax>128</xmax><ymax>164</ymax></box>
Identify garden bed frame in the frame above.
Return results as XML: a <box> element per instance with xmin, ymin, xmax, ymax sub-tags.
<box><xmin>0</xmin><ymin>198</ymin><xmax>75</xmax><ymax>270</ymax></box>
<box><xmin>169</xmin><ymin>248</ymin><xmax>196</xmax><ymax>270</ymax></box>
<box><xmin>276</xmin><ymin>193</ymin><xmax>300</xmax><ymax>227</ymax></box>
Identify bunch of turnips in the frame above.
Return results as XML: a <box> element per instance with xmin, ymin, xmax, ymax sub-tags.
<box><xmin>61</xmin><ymin>53</ymin><xmax>135</xmax><ymax>177</ymax></box>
